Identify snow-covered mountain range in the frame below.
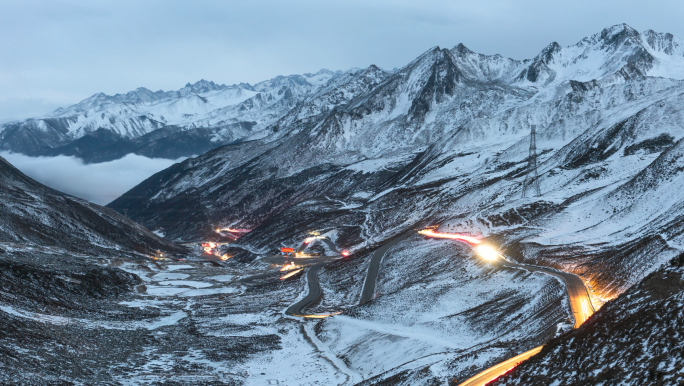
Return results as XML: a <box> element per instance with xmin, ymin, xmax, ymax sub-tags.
<box><xmin>104</xmin><ymin>24</ymin><xmax>684</xmax><ymax>383</ymax></box>
<box><xmin>4</xmin><ymin>23</ymin><xmax>684</xmax><ymax>385</ymax></box>
<box><xmin>4</xmin><ymin>23</ymin><xmax>683</xmax><ymax>166</ymax></box>
<box><xmin>0</xmin><ymin>69</ymin><xmax>355</xmax><ymax>162</ymax></box>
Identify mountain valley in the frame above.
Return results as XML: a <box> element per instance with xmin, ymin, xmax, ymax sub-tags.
<box><xmin>3</xmin><ymin>23</ymin><xmax>684</xmax><ymax>385</ymax></box>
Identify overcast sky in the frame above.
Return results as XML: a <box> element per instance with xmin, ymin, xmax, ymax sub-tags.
<box><xmin>1</xmin><ymin>0</ymin><xmax>683</xmax><ymax>123</ymax></box>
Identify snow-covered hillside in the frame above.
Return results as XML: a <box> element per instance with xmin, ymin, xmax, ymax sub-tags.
<box><xmin>4</xmin><ymin>23</ymin><xmax>684</xmax><ymax>385</ymax></box>
<box><xmin>105</xmin><ymin>24</ymin><xmax>684</xmax><ymax>383</ymax></box>
<box><xmin>495</xmin><ymin>254</ymin><xmax>684</xmax><ymax>386</ymax></box>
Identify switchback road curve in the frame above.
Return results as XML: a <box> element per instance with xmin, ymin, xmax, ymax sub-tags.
<box><xmin>285</xmin><ymin>262</ymin><xmax>326</xmax><ymax>317</ymax></box>
<box><xmin>284</xmin><ymin>237</ymin><xmax>342</xmax><ymax>317</ymax></box>
<box><xmin>500</xmin><ymin>259</ymin><xmax>595</xmax><ymax>329</ymax></box>
<box><xmin>356</xmin><ymin>230</ymin><xmax>595</xmax><ymax>386</ymax></box>
<box><xmin>458</xmin><ymin>253</ymin><xmax>595</xmax><ymax>386</ymax></box>
<box><xmin>359</xmin><ymin>230</ymin><xmax>415</xmax><ymax>305</ymax></box>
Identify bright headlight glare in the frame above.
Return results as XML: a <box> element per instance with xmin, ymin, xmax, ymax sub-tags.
<box><xmin>476</xmin><ymin>245</ymin><xmax>498</xmax><ymax>261</ymax></box>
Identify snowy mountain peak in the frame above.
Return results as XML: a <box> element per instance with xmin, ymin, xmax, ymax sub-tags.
<box><xmin>303</xmin><ymin>68</ymin><xmax>337</xmax><ymax>77</ymax></box>
<box><xmin>642</xmin><ymin>29</ymin><xmax>684</xmax><ymax>56</ymax></box>
<box><xmin>403</xmin><ymin>46</ymin><xmax>441</xmax><ymax>67</ymax></box>
<box><xmin>301</xmin><ymin>69</ymin><xmax>339</xmax><ymax>86</ymax></box>
<box><xmin>115</xmin><ymin>87</ymin><xmax>169</xmax><ymax>104</ymax></box>
<box><xmin>179</xmin><ymin>79</ymin><xmax>228</xmax><ymax>96</ymax></box>
<box><xmin>72</xmin><ymin>91</ymin><xmax>115</xmax><ymax>111</ymax></box>
<box><xmin>537</xmin><ymin>41</ymin><xmax>562</xmax><ymax>63</ymax></box>
<box><xmin>513</xmin><ymin>24</ymin><xmax>684</xmax><ymax>87</ymax></box>
<box><xmin>359</xmin><ymin>64</ymin><xmax>388</xmax><ymax>79</ymax></box>
<box><xmin>233</xmin><ymin>82</ymin><xmax>255</xmax><ymax>91</ymax></box>
<box><xmin>452</xmin><ymin>43</ymin><xmax>475</xmax><ymax>56</ymax></box>
<box><xmin>597</xmin><ymin>23</ymin><xmax>641</xmax><ymax>46</ymax></box>
<box><xmin>450</xmin><ymin>43</ymin><xmax>524</xmax><ymax>82</ymax></box>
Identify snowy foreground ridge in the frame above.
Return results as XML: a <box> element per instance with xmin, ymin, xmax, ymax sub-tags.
<box><xmin>2</xmin><ymin>23</ymin><xmax>684</xmax><ymax>385</ymax></box>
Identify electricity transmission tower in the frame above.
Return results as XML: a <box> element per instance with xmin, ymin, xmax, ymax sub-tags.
<box><xmin>521</xmin><ymin>124</ymin><xmax>541</xmax><ymax>198</ymax></box>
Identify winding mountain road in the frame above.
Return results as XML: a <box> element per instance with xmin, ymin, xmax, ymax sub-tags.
<box><xmin>355</xmin><ymin>229</ymin><xmax>595</xmax><ymax>386</ymax></box>
<box><xmin>359</xmin><ymin>230</ymin><xmax>414</xmax><ymax>305</ymax></box>
<box><xmin>284</xmin><ymin>237</ymin><xmax>343</xmax><ymax>317</ymax></box>
<box><xmin>458</xmin><ymin>252</ymin><xmax>595</xmax><ymax>386</ymax></box>
<box><xmin>500</xmin><ymin>259</ymin><xmax>595</xmax><ymax>328</ymax></box>
<box><xmin>285</xmin><ymin>263</ymin><xmax>326</xmax><ymax>317</ymax></box>
<box><xmin>284</xmin><ymin>228</ymin><xmax>594</xmax><ymax>381</ymax></box>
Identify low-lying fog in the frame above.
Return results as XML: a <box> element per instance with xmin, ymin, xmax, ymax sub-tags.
<box><xmin>1</xmin><ymin>152</ymin><xmax>187</xmax><ymax>205</ymax></box>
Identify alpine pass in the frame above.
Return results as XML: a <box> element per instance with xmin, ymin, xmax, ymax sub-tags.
<box><xmin>1</xmin><ymin>2</ymin><xmax>683</xmax><ymax>385</ymax></box>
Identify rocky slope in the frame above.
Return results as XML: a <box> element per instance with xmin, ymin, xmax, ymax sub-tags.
<box><xmin>0</xmin><ymin>155</ymin><xmax>184</xmax><ymax>256</ymax></box>
<box><xmin>494</xmin><ymin>254</ymin><xmax>684</xmax><ymax>386</ymax></box>
<box><xmin>0</xmin><ymin>152</ymin><xmax>231</xmax><ymax>384</ymax></box>
<box><xmin>0</xmin><ymin>245</ymin><xmax>292</xmax><ymax>384</ymax></box>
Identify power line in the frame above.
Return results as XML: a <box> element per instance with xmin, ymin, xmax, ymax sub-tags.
<box><xmin>522</xmin><ymin>124</ymin><xmax>541</xmax><ymax>198</ymax></box>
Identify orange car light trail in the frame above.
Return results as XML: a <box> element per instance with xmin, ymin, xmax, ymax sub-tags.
<box><xmin>418</xmin><ymin>229</ymin><xmax>482</xmax><ymax>245</ymax></box>
<box><xmin>295</xmin><ymin>311</ymin><xmax>342</xmax><ymax>319</ymax></box>
<box><xmin>279</xmin><ymin>269</ymin><xmax>303</xmax><ymax>280</ymax></box>
<box><xmin>202</xmin><ymin>242</ymin><xmax>217</xmax><ymax>255</ymax></box>
<box><xmin>484</xmin><ymin>365</ymin><xmax>518</xmax><ymax>386</ymax></box>
<box><xmin>280</xmin><ymin>262</ymin><xmax>298</xmax><ymax>271</ymax></box>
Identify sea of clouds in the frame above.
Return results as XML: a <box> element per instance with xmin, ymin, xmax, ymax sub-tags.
<box><xmin>1</xmin><ymin>152</ymin><xmax>186</xmax><ymax>205</ymax></box>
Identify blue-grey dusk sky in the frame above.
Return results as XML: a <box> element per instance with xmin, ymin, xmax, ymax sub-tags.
<box><xmin>1</xmin><ymin>0</ymin><xmax>683</xmax><ymax>123</ymax></box>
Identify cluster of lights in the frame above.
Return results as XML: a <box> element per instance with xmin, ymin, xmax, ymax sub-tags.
<box><xmin>201</xmin><ymin>242</ymin><xmax>217</xmax><ymax>255</ymax></box>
